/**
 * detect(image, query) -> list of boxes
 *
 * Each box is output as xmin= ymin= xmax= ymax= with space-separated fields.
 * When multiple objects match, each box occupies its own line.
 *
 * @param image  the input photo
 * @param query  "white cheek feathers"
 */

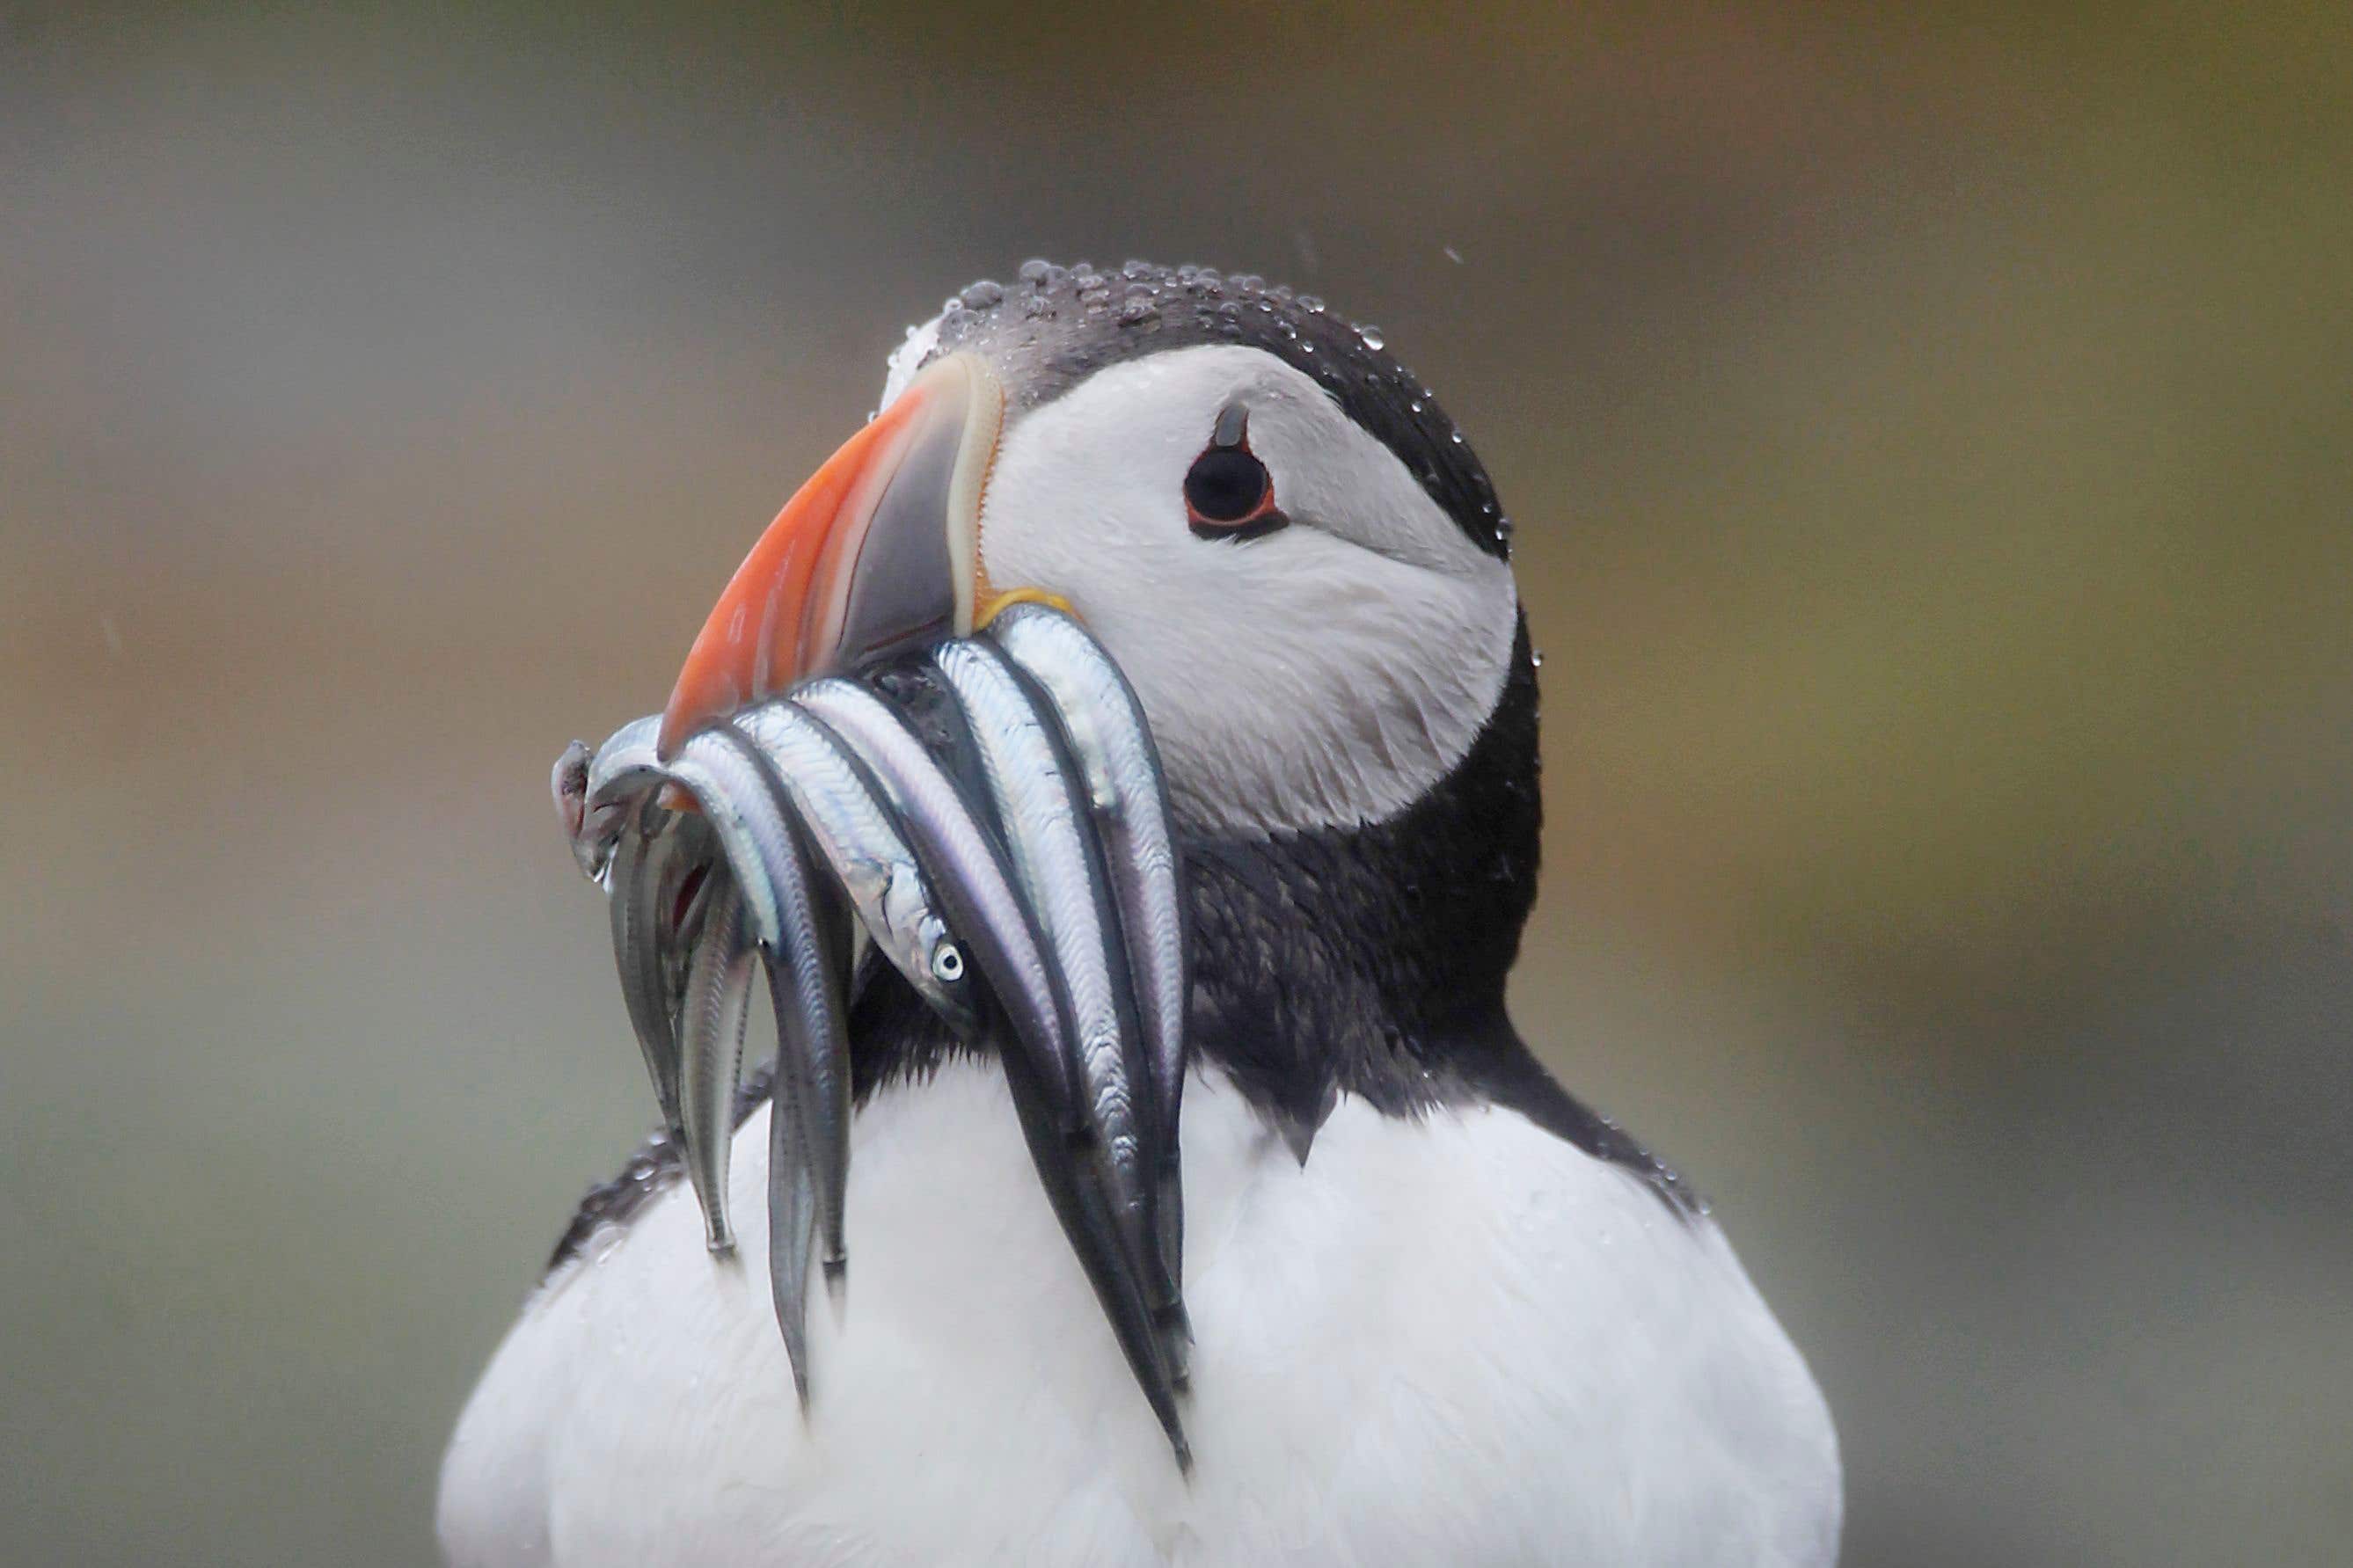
xmin=972 ymin=346 xmax=1519 ymax=839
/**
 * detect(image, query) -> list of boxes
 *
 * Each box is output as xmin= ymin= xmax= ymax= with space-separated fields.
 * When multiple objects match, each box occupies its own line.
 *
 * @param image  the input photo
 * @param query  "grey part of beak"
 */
xmin=817 ymin=350 xmax=999 ymax=684
xmin=829 ymin=404 xmax=966 ymax=675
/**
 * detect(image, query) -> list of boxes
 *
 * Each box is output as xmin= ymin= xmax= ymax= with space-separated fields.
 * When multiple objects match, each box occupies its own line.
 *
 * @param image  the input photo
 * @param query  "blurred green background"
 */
xmin=4 ymin=4 xmax=2348 ymax=1564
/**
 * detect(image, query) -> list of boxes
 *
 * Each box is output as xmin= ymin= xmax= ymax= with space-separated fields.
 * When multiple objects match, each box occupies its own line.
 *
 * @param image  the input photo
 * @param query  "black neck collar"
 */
xmin=1178 ymin=615 xmax=1693 ymax=1210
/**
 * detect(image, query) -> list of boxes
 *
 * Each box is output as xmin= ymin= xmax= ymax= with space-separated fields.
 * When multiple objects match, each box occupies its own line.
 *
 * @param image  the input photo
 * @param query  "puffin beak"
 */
xmin=659 ymin=353 xmax=1005 ymax=757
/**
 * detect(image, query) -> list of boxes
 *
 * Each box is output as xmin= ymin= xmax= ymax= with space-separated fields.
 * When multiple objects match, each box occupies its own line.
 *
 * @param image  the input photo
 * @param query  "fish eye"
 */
xmin=931 ymin=944 xmax=965 ymax=983
xmin=1185 ymin=404 xmax=1286 ymax=540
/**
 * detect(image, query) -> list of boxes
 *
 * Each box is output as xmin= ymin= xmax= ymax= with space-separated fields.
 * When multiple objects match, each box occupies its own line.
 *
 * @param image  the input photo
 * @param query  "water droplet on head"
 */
xmin=1358 ymin=325 xmax=1383 ymax=350
xmin=1019 ymin=259 xmax=1052 ymax=285
xmin=960 ymin=280 xmax=1004 ymax=309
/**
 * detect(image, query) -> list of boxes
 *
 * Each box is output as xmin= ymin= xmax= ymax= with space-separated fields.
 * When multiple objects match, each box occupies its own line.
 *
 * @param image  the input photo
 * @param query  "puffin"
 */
xmin=438 ymin=260 xmax=1843 ymax=1567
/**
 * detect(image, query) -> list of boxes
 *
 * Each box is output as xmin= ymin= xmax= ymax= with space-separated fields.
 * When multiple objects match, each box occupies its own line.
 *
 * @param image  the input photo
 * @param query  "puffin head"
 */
xmin=651 ymin=258 xmax=1685 ymax=1187
xmin=660 ymin=260 xmax=1524 ymax=842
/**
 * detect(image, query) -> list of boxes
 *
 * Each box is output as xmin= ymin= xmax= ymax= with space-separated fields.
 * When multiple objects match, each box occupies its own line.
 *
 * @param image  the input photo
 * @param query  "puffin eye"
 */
xmin=1184 ymin=404 xmax=1287 ymax=540
xmin=1184 ymin=448 xmax=1271 ymax=524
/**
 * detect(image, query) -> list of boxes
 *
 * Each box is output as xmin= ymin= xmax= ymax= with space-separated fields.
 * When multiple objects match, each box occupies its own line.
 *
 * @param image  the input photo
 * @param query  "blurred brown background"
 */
xmin=4 ymin=3 xmax=2348 ymax=1564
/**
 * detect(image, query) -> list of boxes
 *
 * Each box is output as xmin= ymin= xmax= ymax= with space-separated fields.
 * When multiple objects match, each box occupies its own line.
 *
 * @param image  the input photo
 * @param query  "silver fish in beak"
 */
xmin=603 ymin=802 xmax=695 ymax=1153
xmin=674 ymin=872 xmax=755 ymax=1257
xmin=663 ymin=728 xmax=854 ymax=1280
xmin=558 ymin=720 xmax=723 ymax=1159
xmin=730 ymin=700 xmax=981 ymax=1040
xmin=989 ymin=602 xmax=1193 ymax=1367
xmin=579 ymin=715 xmax=665 ymax=853
xmin=791 ymin=674 xmax=1190 ymax=1468
xmin=929 ymin=638 xmax=1180 ymax=1375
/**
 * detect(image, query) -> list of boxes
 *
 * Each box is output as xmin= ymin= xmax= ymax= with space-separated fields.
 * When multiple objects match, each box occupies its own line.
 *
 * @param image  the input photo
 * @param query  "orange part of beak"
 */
xmin=658 ymin=389 xmax=927 ymax=757
xmin=657 ymin=354 xmax=1003 ymax=759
